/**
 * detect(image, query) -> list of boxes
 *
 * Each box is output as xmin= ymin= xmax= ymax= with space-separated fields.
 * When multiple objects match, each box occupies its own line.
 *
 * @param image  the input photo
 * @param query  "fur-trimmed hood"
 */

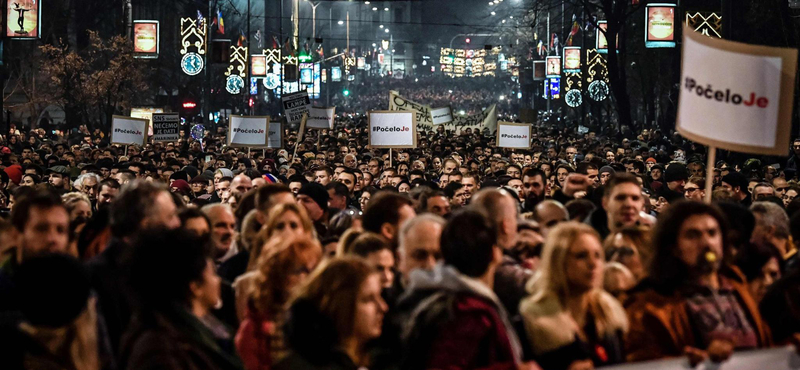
xmin=519 ymin=291 xmax=628 ymax=355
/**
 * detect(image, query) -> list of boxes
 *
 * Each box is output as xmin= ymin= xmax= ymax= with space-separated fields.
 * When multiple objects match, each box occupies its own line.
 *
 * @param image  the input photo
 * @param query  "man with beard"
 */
xmin=522 ymin=169 xmax=546 ymax=211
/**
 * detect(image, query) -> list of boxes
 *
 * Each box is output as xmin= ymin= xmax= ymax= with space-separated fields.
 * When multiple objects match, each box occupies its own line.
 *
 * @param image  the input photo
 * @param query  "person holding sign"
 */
xmin=625 ymin=202 xmax=772 ymax=364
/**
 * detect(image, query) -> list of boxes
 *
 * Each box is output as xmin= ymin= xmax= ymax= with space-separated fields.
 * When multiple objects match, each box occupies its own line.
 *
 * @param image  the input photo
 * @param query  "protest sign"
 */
xmin=111 ymin=115 xmax=148 ymax=145
xmin=267 ymin=121 xmax=283 ymax=148
xmin=228 ymin=116 xmax=270 ymax=147
xmin=151 ymin=113 xmax=180 ymax=142
xmin=281 ymin=90 xmax=310 ymax=124
xmin=431 ymin=106 xmax=454 ymax=125
xmin=368 ymin=111 xmax=417 ymax=149
xmin=603 ymin=346 xmax=800 ymax=370
xmin=306 ymin=106 xmax=336 ymax=129
xmin=496 ymin=122 xmax=532 ymax=149
xmin=677 ymin=28 xmax=797 ymax=156
xmin=388 ymin=91 xmax=497 ymax=133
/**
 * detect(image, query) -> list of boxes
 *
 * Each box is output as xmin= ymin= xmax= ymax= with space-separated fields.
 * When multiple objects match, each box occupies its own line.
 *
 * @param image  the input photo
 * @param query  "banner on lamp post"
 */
xmin=133 ymin=21 xmax=160 ymax=58
xmin=676 ymin=29 xmax=797 ymax=155
xmin=6 ymin=0 xmax=40 ymax=39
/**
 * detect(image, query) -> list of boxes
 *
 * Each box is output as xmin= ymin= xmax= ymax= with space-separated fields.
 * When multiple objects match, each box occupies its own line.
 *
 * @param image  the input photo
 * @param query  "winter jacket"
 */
xmin=494 ymin=255 xmax=534 ymax=318
xmin=624 ymin=268 xmax=772 ymax=362
xmin=519 ymin=292 xmax=628 ymax=370
xmin=120 ymin=308 xmax=244 ymax=370
xmin=399 ymin=265 xmax=523 ymax=370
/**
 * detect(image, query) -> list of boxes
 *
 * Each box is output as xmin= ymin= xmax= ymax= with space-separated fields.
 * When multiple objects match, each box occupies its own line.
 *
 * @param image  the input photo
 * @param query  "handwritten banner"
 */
xmin=388 ymin=90 xmax=497 ymax=133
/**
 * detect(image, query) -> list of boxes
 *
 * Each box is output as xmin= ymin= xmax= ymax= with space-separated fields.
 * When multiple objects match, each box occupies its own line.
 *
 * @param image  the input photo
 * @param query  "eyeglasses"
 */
xmin=776 ymin=187 xmax=790 ymax=192
xmin=685 ymin=187 xmax=701 ymax=193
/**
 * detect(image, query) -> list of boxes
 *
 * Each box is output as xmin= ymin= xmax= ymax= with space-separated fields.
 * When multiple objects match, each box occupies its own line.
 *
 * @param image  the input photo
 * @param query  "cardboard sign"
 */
xmin=603 ymin=346 xmax=799 ymax=370
xmin=151 ymin=113 xmax=180 ymax=142
xmin=111 ymin=116 xmax=148 ymax=146
xmin=281 ymin=91 xmax=310 ymax=124
xmin=306 ymin=107 xmax=336 ymax=129
xmin=496 ymin=122 xmax=532 ymax=149
xmin=267 ymin=121 xmax=282 ymax=148
xmin=677 ymin=29 xmax=797 ymax=155
xmin=431 ymin=106 xmax=454 ymax=125
xmin=229 ymin=116 xmax=270 ymax=147
xmin=368 ymin=111 xmax=417 ymax=149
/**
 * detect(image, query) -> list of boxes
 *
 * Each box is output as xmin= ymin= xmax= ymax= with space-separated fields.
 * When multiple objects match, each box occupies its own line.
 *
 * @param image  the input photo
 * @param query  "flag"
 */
xmin=255 ymin=30 xmax=262 ymax=48
xmin=566 ymin=20 xmax=580 ymax=46
xmin=217 ymin=8 xmax=225 ymax=34
xmin=196 ymin=10 xmax=205 ymax=29
xmin=316 ymin=44 xmax=324 ymax=58
xmin=272 ymin=36 xmax=280 ymax=49
xmin=550 ymin=33 xmax=559 ymax=55
xmin=537 ymin=40 xmax=545 ymax=56
xmin=284 ymin=37 xmax=295 ymax=56
xmin=238 ymin=30 xmax=246 ymax=47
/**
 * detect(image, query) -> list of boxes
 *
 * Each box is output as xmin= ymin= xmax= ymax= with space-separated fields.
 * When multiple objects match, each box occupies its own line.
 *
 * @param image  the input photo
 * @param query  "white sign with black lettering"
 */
xmin=267 ymin=121 xmax=282 ymax=148
xmin=306 ymin=107 xmax=336 ymax=129
xmin=281 ymin=91 xmax=311 ymax=124
xmin=229 ymin=116 xmax=269 ymax=147
xmin=496 ymin=122 xmax=532 ymax=149
xmin=431 ymin=106 xmax=454 ymax=125
xmin=151 ymin=113 xmax=180 ymax=142
xmin=368 ymin=111 xmax=417 ymax=148
xmin=111 ymin=115 xmax=148 ymax=145
xmin=677 ymin=29 xmax=797 ymax=155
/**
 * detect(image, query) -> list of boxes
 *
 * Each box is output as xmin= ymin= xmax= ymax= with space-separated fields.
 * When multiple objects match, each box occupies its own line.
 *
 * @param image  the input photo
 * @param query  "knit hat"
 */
xmin=170 ymin=179 xmax=191 ymax=194
xmin=664 ymin=163 xmax=689 ymax=183
xmin=297 ymin=182 xmax=329 ymax=211
xmin=17 ymin=254 xmax=91 ymax=327
xmin=599 ymin=166 xmax=615 ymax=176
xmin=215 ymin=168 xmax=233 ymax=178
xmin=4 ymin=164 xmax=22 ymax=185
xmin=722 ymin=171 xmax=749 ymax=192
xmin=645 ymin=157 xmax=657 ymax=164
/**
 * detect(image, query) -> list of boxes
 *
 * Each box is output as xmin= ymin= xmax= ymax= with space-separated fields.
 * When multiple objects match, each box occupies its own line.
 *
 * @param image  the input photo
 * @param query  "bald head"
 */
xmin=533 ymin=200 xmax=568 ymax=238
xmin=471 ymin=188 xmax=518 ymax=250
xmin=230 ymin=174 xmax=253 ymax=195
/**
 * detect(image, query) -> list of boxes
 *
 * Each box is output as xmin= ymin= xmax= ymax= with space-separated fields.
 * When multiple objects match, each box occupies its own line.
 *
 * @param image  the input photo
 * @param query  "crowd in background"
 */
xmin=1 ymin=114 xmax=800 ymax=370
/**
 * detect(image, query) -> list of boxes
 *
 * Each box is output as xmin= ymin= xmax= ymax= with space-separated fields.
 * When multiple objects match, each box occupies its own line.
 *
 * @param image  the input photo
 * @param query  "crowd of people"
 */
xmin=1 ymin=115 xmax=800 ymax=370
xmin=338 ymin=75 xmax=522 ymax=116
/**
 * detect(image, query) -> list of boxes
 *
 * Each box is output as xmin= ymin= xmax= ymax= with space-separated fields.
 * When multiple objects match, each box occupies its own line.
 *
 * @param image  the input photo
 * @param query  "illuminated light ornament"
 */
xmin=588 ymin=80 xmax=609 ymax=101
xmin=565 ymin=89 xmax=582 ymax=107
xmin=181 ymin=52 xmax=204 ymax=75
xmin=263 ymin=73 xmax=281 ymax=90
xmin=190 ymin=124 xmax=205 ymax=141
xmin=226 ymin=75 xmax=244 ymax=94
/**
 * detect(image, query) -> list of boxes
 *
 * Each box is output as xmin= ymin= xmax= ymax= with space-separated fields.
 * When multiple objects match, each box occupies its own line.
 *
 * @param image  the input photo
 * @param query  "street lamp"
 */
xmin=304 ymin=0 xmax=322 ymax=38
xmin=338 ymin=20 xmax=344 ymax=25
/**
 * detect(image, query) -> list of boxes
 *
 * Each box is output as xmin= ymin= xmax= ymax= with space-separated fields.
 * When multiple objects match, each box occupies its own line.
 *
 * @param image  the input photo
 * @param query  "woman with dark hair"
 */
xmin=735 ymin=242 xmax=782 ymax=303
xmin=625 ymin=201 xmax=772 ymax=363
xmin=121 ymin=229 xmax=244 ymax=370
xmin=358 ymin=186 xmax=379 ymax=212
xmin=275 ymin=257 xmax=387 ymax=370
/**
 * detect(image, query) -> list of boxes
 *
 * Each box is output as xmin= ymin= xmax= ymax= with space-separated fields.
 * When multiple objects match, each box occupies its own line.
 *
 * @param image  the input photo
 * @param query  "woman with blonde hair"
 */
xmin=233 ymin=203 xmax=314 ymax=321
xmin=235 ymin=235 xmax=323 ymax=370
xmin=520 ymin=222 xmax=628 ymax=370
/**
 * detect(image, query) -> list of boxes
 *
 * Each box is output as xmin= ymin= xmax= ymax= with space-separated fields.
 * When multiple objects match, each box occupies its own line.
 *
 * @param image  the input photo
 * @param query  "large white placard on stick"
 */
xmin=281 ymin=91 xmax=311 ymax=125
xmin=111 ymin=115 xmax=148 ymax=146
xmin=496 ymin=122 xmax=532 ymax=149
xmin=151 ymin=113 xmax=180 ymax=142
xmin=431 ymin=106 xmax=454 ymax=125
xmin=677 ymin=29 xmax=797 ymax=155
xmin=228 ymin=116 xmax=270 ymax=148
xmin=603 ymin=346 xmax=800 ymax=370
xmin=368 ymin=111 xmax=417 ymax=149
xmin=306 ymin=107 xmax=336 ymax=129
xmin=267 ymin=121 xmax=283 ymax=148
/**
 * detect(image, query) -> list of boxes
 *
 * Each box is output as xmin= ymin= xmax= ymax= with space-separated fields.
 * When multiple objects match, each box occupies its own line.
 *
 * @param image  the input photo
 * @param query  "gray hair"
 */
xmin=398 ymin=213 xmax=446 ymax=253
xmin=73 ymin=173 xmax=102 ymax=190
xmin=750 ymin=201 xmax=790 ymax=238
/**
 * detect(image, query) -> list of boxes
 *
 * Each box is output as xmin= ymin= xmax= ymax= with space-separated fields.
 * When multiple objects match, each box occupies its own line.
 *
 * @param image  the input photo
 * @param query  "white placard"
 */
xmin=111 ymin=116 xmax=148 ymax=145
xmin=281 ymin=91 xmax=311 ymax=124
xmin=229 ymin=116 xmax=269 ymax=147
xmin=676 ymin=29 xmax=797 ymax=155
xmin=306 ymin=107 xmax=336 ymax=129
xmin=368 ymin=111 xmax=417 ymax=148
xmin=431 ymin=106 xmax=454 ymax=125
xmin=267 ymin=121 xmax=282 ymax=148
xmin=603 ymin=346 xmax=800 ymax=370
xmin=151 ymin=113 xmax=180 ymax=142
xmin=496 ymin=122 xmax=532 ymax=149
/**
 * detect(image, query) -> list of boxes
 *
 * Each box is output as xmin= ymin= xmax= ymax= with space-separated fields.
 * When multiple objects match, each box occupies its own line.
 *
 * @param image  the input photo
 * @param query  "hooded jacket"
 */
xmin=399 ymin=265 xmax=523 ymax=370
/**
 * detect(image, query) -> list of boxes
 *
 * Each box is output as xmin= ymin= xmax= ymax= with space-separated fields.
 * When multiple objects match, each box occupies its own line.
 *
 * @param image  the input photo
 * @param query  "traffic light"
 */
xmin=248 ymin=98 xmax=254 ymax=107
xmin=343 ymin=89 xmax=350 ymax=97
